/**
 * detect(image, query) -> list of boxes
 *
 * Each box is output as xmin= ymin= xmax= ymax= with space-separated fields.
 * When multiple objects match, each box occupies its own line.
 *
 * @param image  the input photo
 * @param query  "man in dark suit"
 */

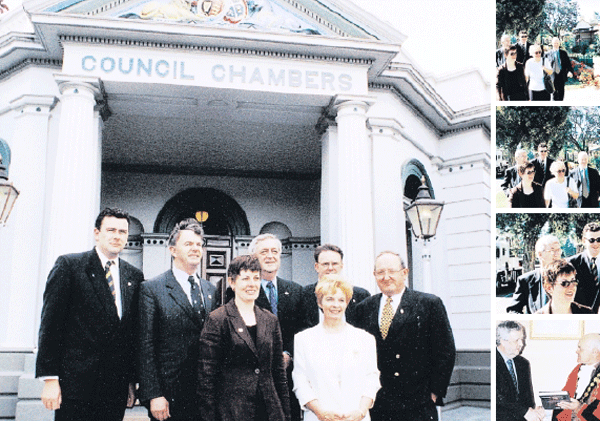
xmin=502 ymin=149 xmax=528 ymax=197
xmin=507 ymin=235 xmax=562 ymax=314
xmin=355 ymin=251 xmax=455 ymax=421
xmin=516 ymin=30 xmax=533 ymax=65
xmin=138 ymin=219 xmax=216 ymax=421
xmin=496 ymin=321 xmax=544 ymax=421
xmin=36 ymin=208 xmax=144 ymax=421
xmin=249 ymin=233 xmax=303 ymax=421
xmin=531 ymin=143 xmax=555 ymax=188
xmin=496 ymin=34 xmax=512 ymax=68
xmin=567 ymin=222 xmax=600 ymax=312
xmin=569 ymin=151 xmax=600 ymax=208
xmin=300 ymin=244 xmax=370 ymax=329
xmin=545 ymin=37 xmax=574 ymax=101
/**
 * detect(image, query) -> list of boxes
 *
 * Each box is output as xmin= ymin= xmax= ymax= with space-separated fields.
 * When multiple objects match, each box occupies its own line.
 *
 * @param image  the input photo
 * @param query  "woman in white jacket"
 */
xmin=292 ymin=275 xmax=380 ymax=421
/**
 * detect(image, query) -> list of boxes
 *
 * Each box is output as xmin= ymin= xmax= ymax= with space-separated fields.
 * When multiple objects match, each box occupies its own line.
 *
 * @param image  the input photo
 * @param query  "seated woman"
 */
xmin=544 ymin=160 xmax=578 ymax=208
xmin=198 ymin=255 xmax=291 ymax=421
xmin=536 ymin=259 xmax=592 ymax=314
xmin=292 ymin=275 xmax=380 ymax=421
xmin=509 ymin=162 xmax=545 ymax=208
xmin=496 ymin=45 xmax=528 ymax=101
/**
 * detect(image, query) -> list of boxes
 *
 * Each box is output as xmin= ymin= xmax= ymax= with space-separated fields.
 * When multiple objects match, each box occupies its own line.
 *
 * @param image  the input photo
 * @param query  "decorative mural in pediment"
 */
xmin=113 ymin=0 xmax=322 ymax=34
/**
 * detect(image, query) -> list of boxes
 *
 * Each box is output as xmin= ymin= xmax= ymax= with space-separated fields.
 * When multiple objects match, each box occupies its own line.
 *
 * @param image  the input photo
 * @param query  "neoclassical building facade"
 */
xmin=0 ymin=0 xmax=490 ymax=418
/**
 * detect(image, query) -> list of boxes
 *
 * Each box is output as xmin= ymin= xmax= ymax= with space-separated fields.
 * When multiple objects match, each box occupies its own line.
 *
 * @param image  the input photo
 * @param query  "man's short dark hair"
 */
xmin=167 ymin=218 xmax=204 ymax=247
xmin=504 ymin=45 xmax=517 ymax=57
xmin=314 ymin=244 xmax=344 ymax=263
xmin=582 ymin=222 xmax=600 ymax=238
xmin=227 ymin=255 xmax=262 ymax=280
xmin=519 ymin=30 xmax=528 ymax=36
xmin=538 ymin=142 xmax=548 ymax=150
xmin=95 ymin=208 xmax=130 ymax=230
xmin=518 ymin=162 xmax=535 ymax=176
xmin=496 ymin=321 xmax=526 ymax=346
xmin=543 ymin=259 xmax=576 ymax=291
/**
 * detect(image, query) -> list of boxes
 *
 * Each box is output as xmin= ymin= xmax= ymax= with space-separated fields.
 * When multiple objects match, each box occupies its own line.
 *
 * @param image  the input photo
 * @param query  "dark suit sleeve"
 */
xmin=137 ymin=283 xmax=162 ymax=403
xmin=501 ymin=168 xmax=513 ymax=195
xmin=497 ymin=356 xmax=534 ymax=420
xmin=36 ymin=255 xmax=73 ymax=377
xmin=506 ymin=276 xmax=528 ymax=314
xmin=197 ymin=312 xmax=224 ymax=421
xmin=428 ymin=296 xmax=456 ymax=401
xmin=508 ymin=187 xmax=519 ymax=208
xmin=271 ymin=318 xmax=291 ymax=421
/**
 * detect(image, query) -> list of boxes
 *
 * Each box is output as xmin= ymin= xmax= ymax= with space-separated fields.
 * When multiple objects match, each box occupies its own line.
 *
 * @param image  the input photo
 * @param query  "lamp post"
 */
xmin=0 ymin=139 xmax=19 ymax=226
xmin=404 ymin=177 xmax=444 ymax=293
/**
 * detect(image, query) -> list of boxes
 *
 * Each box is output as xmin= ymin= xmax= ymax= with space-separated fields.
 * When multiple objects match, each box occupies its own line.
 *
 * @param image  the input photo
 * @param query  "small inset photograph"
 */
xmin=496 ymin=0 xmax=600 ymax=102
xmin=496 ymin=320 xmax=600 ymax=421
xmin=496 ymin=213 xmax=600 ymax=314
xmin=496 ymin=106 xmax=600 ymax=209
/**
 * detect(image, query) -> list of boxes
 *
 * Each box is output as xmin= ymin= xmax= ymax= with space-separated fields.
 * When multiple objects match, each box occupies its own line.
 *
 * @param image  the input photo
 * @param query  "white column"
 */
xmin=321 ymin=96 xmax=376 ymax=293
xmin=0 ymin=96 xmax=56 ymax=349
xmin=368 ymin=118 xmax=408 ymax=261
xmin=43 ymin=76 xmax=103 ymax=277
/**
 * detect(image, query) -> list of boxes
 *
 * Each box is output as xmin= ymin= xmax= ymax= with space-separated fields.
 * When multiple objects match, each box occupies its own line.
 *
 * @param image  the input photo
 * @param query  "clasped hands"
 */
xmin=524 ymin=406 xmax=546 ymax=421
xmin=317 ymin=410 xmax=366 ymax=421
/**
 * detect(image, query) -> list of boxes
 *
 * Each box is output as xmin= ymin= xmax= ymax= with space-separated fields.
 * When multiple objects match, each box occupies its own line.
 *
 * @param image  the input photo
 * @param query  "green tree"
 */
xmin=564 ymin=107 xmax=600 ymax=153
xmin=496 ymin=0 xmax=545 ymax=40
xmin=543 ymin=0 xmax=580 ymax=38
xmin=496 ymin=106 xmax=571 ymax=160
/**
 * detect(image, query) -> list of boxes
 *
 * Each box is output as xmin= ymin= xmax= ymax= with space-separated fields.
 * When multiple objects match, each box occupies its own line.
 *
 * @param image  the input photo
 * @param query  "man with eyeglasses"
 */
xmin=299 ymin=243 xmax=370 ymax=330
xmin=502 ymin=149 xmax=528 ymax=196
xmin=545 ymin=37 xmax=574 ymax=101
xmin=507 ymin=235 xmax=562 ymax=314
xmin=515 ymin=30 xmax=532 ymax=64
xmin=567 ymin=222 xmax=600 ymax=312
xmin=496 ymin=321 xmax=544 ymax=421
xmin=531 ymin=143 xmax=555 ymax=188
xmin=569 ymin=151 xmax=600 ymax=208
xmin=355 ymin=251 xmax=455 ymax=421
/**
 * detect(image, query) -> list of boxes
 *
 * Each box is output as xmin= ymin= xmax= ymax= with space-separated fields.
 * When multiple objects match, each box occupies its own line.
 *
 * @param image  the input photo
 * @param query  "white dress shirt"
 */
xmin=378 ymin=288 xmax=405 ymax=327
xmin=96 ymin=247 xmax=123 ymax=318
xmin=172 ymin=266 xmax=204 ymax=307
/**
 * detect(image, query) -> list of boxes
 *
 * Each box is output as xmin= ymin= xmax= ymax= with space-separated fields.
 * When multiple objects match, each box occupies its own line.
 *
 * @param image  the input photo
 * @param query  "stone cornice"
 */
xmin=0 ymin=57 xmax=61 ymax=80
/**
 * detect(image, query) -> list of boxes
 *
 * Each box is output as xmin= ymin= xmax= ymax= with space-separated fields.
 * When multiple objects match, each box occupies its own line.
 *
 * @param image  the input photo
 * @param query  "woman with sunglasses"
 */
xmin=496 ymin=45 xmax=528 ymax=101
xmin=536 ymin=259 xmax=592 ymax=314
xmin=544 ymin=160 xmax=578 ymax=208
xmin=524 ymin=44 xmax=553 ymax=101
xmin=508 ymin=162 xmax=545 ymax=208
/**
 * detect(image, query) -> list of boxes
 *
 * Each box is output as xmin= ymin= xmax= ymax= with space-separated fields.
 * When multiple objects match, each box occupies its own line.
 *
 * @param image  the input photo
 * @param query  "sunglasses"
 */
xmin=585 ymin=237 xmax=600 ymax=243
xmin=534 ymin=51 xmax=542 ymax=55
xmin=557 ymin=169 xmax=566 ymax=173
xmin=525 ymin=170 xmax=536 ymax=175
xmin=559 ymin=279 xmax=578 ymax=288
xmin=509 ymin=52 xmax=517 ymax=56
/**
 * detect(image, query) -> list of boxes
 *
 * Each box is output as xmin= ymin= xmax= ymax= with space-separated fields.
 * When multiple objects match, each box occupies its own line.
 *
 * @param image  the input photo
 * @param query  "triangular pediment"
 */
xmin=38 ymin=0 xmax=401 ymax=41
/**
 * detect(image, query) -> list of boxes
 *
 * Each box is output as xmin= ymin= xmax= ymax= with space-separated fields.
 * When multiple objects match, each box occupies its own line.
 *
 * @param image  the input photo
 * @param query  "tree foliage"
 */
xmin=564 ymin=107 xmax=600 ymax=152
xmin=543 ymin=0 xmax=580 ymax=38
xmin=496 ymin=106 xmax=571 ymax=159
xmin=496 ymin=0 xmax=545 ymax=40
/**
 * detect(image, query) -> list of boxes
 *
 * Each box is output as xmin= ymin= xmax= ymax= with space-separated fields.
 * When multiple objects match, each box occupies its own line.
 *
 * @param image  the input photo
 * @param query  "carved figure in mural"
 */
xmin=140 ymin=0 xmax=223 ymax=21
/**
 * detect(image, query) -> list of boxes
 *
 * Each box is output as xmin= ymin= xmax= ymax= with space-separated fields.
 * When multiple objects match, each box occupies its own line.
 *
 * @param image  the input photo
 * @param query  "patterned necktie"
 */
xmin=592 ymin=258 xmax=598 ymax=285
xmin=583 ymin=169 xmax=590 ymax=198
xmin=105 ymin=260 xmax=116 ymax=301
xmin=188 ymin=276 xmax=206 ymax=321
xmin=380 ymin=297 xmax=394 ymax=340
xmin=507 ymin=359 xmax=518 ymax=392
xmin=266 ymin=281 xmax=278 ymax=316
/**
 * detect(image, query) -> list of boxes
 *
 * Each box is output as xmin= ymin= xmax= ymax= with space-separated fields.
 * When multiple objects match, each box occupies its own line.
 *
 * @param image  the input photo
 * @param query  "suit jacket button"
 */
xmin=394 ymin=372 xmax=400 ymax=377
xmin=396 ymin=354 xmax=400 ymax=359
xmin=255 ymin=368 xmax=260 ymax=374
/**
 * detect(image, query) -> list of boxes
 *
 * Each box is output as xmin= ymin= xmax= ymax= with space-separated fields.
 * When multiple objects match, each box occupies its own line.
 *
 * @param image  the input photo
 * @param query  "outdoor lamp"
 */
xmin=0 ymin=139 xmax=19 ymax=225
xmin=405 ymin=177 xmax=444 ymax=240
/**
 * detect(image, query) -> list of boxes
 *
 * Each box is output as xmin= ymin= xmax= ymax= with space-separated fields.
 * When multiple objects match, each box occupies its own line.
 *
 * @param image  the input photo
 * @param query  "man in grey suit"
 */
xmin=138 ymin=219 xmax=216 ymax=421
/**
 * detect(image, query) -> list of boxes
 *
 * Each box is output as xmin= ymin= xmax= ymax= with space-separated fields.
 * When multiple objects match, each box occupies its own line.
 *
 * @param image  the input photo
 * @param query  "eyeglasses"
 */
xmin=375 ymin=269 xmax=401 ymax=278
xmin=557 ymin=169 xmax=566 ymax=173
xmin=585 ymin=237 xmax=600 ymax=244
xmin=539 ymin=149 xmax=548 ymax=153
xmin=520 ymin=36 xmax=528 ymax=39
xmin=509 ymin=52 xmax=517 ymax=56
xmin=559 ymin=279 xmax=578 ymax=288
xmin=534 ymin=51 xmax=542 ymax=55
xmin=525 ymin=170 xmax=536 ymax=175
xmin=543 ymin=248 xmax=562 ymax=254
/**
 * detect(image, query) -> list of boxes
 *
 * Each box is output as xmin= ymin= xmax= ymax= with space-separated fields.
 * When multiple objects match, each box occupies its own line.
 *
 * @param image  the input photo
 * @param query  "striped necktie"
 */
xmin=266 ymin=281 xmax=277 ymax=316
xmin=105 ymin=260 xmax=116 ymax=301
xmin=507 ymin=359 xmax=518 ymax=392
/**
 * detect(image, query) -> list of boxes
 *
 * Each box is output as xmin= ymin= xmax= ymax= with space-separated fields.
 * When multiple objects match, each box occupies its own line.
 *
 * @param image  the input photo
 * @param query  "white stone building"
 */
xmin=0 ymin=0 xmax=491 ymax=418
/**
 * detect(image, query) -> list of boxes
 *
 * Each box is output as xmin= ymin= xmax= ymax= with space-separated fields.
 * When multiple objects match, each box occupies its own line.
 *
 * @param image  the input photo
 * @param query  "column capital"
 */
xmin=10 ymin=95 xmax=58 ymax=115
xmin=331 ymin=94 xmax=376 ymax=114
xmin=54 ymin=74 xmax=111 ymax=120
xmin=367 ymin=117 xmax=403 ymax=137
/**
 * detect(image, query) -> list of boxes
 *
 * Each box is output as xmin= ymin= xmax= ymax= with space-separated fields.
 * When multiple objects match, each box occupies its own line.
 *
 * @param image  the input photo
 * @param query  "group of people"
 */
xmin=496 ymin=31 xmax=574 ymax=101
xmin=506 ymin=223 xmax=600 ymax=315
xmin=497 ymin=322 xmax=600 ymax=421
xmin=502 ymin=145 xmax=599 ymax=208
xmin=36 ymin=207 xmax=456 ymax=421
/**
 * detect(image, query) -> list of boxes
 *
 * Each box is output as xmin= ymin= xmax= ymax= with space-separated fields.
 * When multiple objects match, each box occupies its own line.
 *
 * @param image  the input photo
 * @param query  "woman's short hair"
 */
xmin=315 ymin=274 xmax=353 ymax=304
xmin=227 ymin=255 xmax=262 ymax=280
xmin=529 ymin=43 xmax=542 ymax=55
xmin=542 ymin=259 xmax=576 ymax=297
xmin=549 ymin=160 xmax=566 ymax=176
xmin=504 ymin=44 xmax=518 ymax=57
xmin=518 ymin=162 xmax=535 ymax=176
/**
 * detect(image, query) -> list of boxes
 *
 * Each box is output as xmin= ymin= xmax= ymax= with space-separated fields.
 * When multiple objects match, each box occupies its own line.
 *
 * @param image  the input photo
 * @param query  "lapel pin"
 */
xmin=238 ymin=328 xmax=243 ymax=332
xmin=208 ymin=295 xmax=212 ymax=299
xmin=128 ymin=282 xmax=132 ymax=286
xmin=400 ymin=309 xmax=404 ymax=314
xmin=285 ymin=291 xmax=290 ymax=295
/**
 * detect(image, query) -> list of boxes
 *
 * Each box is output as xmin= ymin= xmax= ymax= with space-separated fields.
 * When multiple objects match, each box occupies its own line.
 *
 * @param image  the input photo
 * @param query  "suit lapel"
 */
xmin=226 ymin=301 xmax=259 ymax=358
xmin=256 ymin=286 xmax=272 ymax=313
xmin=496 ymin=350 xmax=518 ymax=396
xmin=276 ymin=277 xmax=290 ymax=314
xmin=119 ymin=260 xmax=136 ymax=320
xmin=200 ymin=279 xmax=214 ymax=312
xmin=85 ymin=250 xmax=119 ymax=322
xmin=386 ymin=289 xmax=416 ymax=340
xmin=166 ymin=272 xmax=201 ymax=328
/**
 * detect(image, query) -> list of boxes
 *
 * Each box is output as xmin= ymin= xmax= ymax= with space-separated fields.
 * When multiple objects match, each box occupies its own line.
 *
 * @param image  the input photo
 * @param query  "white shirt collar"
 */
xmin=95 ymin=247 xmax=118 ymax=268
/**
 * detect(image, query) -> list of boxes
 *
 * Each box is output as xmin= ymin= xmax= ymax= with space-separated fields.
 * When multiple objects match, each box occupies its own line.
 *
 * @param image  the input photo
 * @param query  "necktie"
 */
xmin=105 ymin=260 xmax=116 ymax=301
xmin=583 ymin=169 xmax=590 ymax=198
xmin=507 ymin=359 xmax=518 ymax=392
xmin=266 ymin=281 xmax=277 ymax=316
xmin=556 ymin=51 xmax=561 ymax=72
xmin=188 ymin=276 xmax=206 ymax=321
xmin=592 ymin=258 xmax=598 ymax=285
xmin=380 ymin=297 xmax=394 ymax=340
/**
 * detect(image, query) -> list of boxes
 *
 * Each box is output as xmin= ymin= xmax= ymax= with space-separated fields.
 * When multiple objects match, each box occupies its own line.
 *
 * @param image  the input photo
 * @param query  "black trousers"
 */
xmin=55 ymin=398 xmax=127 ymax=421
xmin=553 ymin=78 xmax=566 ymax=101
xmin=371 ymin=400 xmax=438 ymax=421
xmin=531 ymin=90 xmax=551 ymax=101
